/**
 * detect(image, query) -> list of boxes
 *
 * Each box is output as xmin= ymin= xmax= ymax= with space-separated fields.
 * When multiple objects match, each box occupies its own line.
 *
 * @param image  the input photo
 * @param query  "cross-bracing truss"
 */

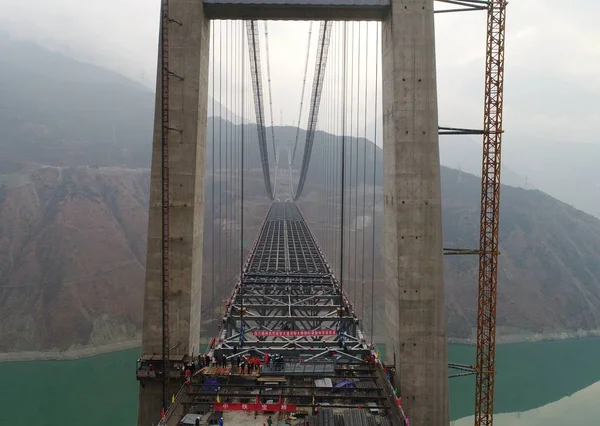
xmin=213 ymin=202 xmax=370 ymax=363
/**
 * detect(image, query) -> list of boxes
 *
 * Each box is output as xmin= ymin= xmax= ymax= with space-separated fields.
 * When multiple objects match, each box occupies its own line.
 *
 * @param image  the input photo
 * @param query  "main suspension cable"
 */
xmin=263 ymin=22 xmax=277 ymax=161
xmin=234 ymin=21 xmax=240 ymax=282
xmin=218 ymin=20 xmax=223 ymax=323
xmin=370 ymin=22 xmax=380 ymax=343
xmin=294 ymin=22 xmax=332 ymax=201
xmin=240 ymin=20 xmax=245 ymax=298
xmin=326 ymin=29 xmax=333 ymax=262
xmin=361 ymin=22 xmax=369 ymax=321
xmin=339 ymin=22 xmax=347 ymax=298
xmin=225 ymin=20 xmax=231 ymax=281
xmin=245 ymin=20 xmax=274 ymax=199
xmin=335 ymin=23 xmax=342 ymax=274
xmin=347 ymin=23 xmax=354 ymax=302
xmin=332 ymin=23 xmax=340 ymax=274
xmin=353 ymin=22 xmax=361 ymax=304
xmin=292 ymin=22 xmax=314 ymax=164
xmin=241 ymin=23 xmax=250 ymax=321
xmin=210 ymin=21 xmax=216 ymax=327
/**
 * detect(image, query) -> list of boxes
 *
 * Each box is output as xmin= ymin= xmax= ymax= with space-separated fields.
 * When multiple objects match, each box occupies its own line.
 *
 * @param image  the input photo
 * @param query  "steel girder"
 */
xmin=213 ymin=202 xmax=369 ymax=362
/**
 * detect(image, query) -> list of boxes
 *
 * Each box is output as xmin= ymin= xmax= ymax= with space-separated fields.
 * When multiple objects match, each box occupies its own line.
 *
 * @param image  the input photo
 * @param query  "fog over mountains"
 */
xmin=2 ymin=36 xmax=600 ymax=353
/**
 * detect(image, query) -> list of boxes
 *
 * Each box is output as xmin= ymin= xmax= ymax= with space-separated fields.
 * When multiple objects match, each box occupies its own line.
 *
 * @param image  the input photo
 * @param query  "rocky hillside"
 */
xmin=297 ymin=135 xmax=600 ymax=342
xmin=2 ymin=37 xmax=600 ymax=352
xmin=0 ymin=162 xmax=269 ymax=352
xmin=443 ymin=167 xmax=600 ymax=340
xmin=0 ymin=37 xmax=270 ymax=352
xmin=0 ymin=166 xmax=148 ymax=351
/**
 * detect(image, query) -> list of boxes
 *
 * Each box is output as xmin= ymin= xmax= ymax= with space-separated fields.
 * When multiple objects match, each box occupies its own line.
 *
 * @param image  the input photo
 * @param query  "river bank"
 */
xmin=0 ymin=339 xmax=141 ymax=362
xmin=4 ymin=328 xmax=600 ymax=363
xmin=447 ymin=327 xmax=600 ymax=345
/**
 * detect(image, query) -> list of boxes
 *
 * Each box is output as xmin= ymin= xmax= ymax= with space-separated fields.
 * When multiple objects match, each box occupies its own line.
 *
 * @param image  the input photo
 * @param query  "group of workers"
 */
xmin=195 ymin=351 xmax=288 ymax=375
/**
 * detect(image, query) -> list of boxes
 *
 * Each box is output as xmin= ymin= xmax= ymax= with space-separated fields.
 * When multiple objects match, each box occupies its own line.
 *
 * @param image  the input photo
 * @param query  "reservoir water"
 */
xmin=2 ymin=338 xmax=600 ymax=425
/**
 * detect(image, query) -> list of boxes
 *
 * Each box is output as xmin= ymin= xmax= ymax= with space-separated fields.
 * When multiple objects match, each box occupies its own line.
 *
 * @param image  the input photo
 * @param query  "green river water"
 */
xmin=2 ymin=338 xmax=600 ymax=425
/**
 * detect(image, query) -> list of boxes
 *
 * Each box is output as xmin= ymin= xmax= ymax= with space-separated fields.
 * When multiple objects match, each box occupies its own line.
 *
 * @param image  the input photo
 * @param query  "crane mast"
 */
xmin=474 ymin=1 xmax=508 ymax=425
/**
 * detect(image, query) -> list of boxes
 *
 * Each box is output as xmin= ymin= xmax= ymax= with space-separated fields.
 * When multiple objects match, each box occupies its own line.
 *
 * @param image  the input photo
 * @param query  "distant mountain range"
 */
xmin=369 ymin=113 xmax=600 ymax=220
xmin=1 ymin=37 xmax=600 ymax=352
xmin=439 ymin=138 xmax=535 ymax=190
xmin=439 ymin=136 xmax=600 ymax=220
xmin=0 ymin=35 xmax=245 ymax=170
xmin=295 ymin=132 xmax=600 ymax=342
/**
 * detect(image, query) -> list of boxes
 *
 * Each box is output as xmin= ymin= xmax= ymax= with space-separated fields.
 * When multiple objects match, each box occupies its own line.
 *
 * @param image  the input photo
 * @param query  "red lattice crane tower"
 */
xmin=474 ymin=1 xmax=508 ymax=425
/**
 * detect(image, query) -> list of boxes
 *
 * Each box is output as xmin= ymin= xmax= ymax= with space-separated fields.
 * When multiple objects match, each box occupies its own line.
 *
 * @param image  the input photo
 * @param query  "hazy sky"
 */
xmin=0 ymin=0 xmax=598 ymax=145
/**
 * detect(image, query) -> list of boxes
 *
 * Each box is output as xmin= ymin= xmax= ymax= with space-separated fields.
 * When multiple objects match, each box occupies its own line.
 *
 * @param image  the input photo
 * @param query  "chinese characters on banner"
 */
xmin=252 ymin=329 xmax=337 ymax=337
xmin=214 ymin=403 xmax=297 ymax=412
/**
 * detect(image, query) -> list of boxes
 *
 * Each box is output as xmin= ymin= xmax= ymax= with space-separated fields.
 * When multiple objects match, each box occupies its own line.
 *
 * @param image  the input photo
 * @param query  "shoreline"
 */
xmin=0 ymin=339 xmax=141 ymax=363
xmin=448 ymin=328 xmax=600 ymax=345
xmin=3 ymin=329 xmax=600 ymax=363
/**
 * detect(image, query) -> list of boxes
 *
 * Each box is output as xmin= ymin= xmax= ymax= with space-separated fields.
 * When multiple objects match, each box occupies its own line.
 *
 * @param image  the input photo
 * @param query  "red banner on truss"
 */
xmin=252 ymin=329 xmax=336 ymax=337
xmin=214 ymin=403 xmax=297 ymax=412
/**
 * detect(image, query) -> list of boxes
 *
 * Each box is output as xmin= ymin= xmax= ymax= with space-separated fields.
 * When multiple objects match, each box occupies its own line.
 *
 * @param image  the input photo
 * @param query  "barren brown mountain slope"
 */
xmin=0 ymin=160 xmax=270 ymax=352
xmin=0 ymin=166 xmax=148 ymax=351
xmin=441 ymin=167 xmax=600 ymax=340
xmin=298 ymin=165 xmax=600 ymax=342
xmin=0 ymin=163 xmax=268 ymax=352
xmin=3 ymin=38 xmax=600 ymax=354
xmin=0 ymin=38 xmax=268 ymax=352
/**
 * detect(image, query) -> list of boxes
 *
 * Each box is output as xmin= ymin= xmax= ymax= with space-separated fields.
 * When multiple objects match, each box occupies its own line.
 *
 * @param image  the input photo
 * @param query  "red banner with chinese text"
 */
xmin=252 ymin=329 xmax=336 ymax=337
xmin=214 ymin=403 xmax=297 ymax=412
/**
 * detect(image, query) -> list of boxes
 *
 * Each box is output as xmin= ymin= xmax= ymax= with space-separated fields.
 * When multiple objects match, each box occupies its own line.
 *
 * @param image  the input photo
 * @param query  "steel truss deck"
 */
xmin=214 ymin=201 xmax=369 ymax=363
xmin=158 ymin=202 xmax=405 ymax=426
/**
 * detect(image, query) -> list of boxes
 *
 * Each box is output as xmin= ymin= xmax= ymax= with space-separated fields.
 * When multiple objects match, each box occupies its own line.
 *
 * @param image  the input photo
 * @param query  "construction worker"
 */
xmin=195 ymin=417 xmax=200 ymax=426
xmin=218 ymin=416 xmax=224 ymax=426
xmin=267 ymin=416 xmax=273 ymax=426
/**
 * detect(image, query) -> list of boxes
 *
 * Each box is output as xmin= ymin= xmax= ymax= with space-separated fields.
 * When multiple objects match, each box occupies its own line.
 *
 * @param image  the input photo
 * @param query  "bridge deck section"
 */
xmin=157 ymin=202 xmax=405 ymax=426
xmin=219 ymin=202 xmax=362 ymax=358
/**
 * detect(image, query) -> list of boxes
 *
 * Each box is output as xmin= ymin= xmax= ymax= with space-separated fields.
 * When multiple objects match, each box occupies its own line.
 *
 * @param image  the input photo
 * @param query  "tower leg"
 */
xmin=138 ymin=2 xmax=210 ymax=425
xmin=381 ymin=1 xmax=449 ymax=425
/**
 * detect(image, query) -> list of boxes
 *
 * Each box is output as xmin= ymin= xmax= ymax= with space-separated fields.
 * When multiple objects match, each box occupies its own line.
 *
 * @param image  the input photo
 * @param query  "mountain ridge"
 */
xmin=2 ymin=38 xmax=600 ymax=353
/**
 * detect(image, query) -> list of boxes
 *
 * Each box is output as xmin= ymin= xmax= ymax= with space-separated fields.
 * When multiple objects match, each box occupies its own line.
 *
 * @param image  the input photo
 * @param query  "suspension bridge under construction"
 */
xmin=135 ymin=1 xmax=508 ymax=426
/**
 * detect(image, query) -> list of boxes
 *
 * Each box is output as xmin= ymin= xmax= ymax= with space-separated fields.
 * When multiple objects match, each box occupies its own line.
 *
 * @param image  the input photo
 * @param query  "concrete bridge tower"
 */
xmin=138 ymin=1 xmax=448 ymax=425
xmin=381 ymin=1 xmax=449 ymax=424
xmin=137 ymin=2 xmax=210 ymax=424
